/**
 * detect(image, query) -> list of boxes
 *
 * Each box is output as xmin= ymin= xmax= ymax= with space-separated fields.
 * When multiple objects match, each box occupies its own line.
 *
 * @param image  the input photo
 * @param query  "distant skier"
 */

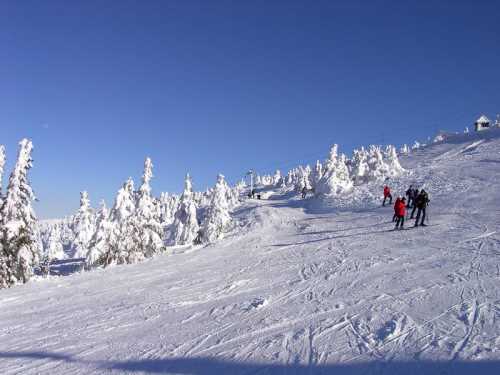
xmin=392 ymin=197 xmax=401 ymax=222
xmin=301 ymin=186 xmax=308 ymax=199
xmin=405 ymin=185 xmax=414 ymax=208
xmin=394 ymin=197 xmax=406 ymax=229
xmin=382 ymin=185 xmax=392 ymax=206
xmin=414 ymin=189 xmax=430 ymax=227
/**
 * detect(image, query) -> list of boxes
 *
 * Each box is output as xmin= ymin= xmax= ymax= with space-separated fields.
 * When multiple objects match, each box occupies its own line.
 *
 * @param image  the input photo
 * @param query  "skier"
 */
xmin=301 ymin=186 xmax=308 ymax=199
xmin=414 ymin=189 xmax=430 ymax=227
xmin=392 ymin=197 xmax=401 ymax=222
xmin=405 ymin=185 xmax=414 ymax=208
xmin=394 ymin=197 xmax=406 ymax=229
xmin=409 ymin=189 xmax=420 ymax=218
xmin=382 ymin=185 xmax=392 ymax=206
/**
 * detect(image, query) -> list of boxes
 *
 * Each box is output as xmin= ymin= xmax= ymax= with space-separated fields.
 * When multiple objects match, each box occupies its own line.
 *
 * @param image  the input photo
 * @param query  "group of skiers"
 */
xmin=384 ymin=185 xmax=430 ymax=230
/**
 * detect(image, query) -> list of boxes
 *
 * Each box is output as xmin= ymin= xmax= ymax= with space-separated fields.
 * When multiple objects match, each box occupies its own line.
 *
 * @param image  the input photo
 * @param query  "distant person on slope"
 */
xmin=382 ymin=185 xmax=392 ymax=206
xmin=301 ymin=186 xmax=308 ymax=199
xmin=393 ymin=197 xmax=401 ymax=222
xmin=405 ymin=185 xmax=414 ymax=208
xmin=414 ymin=189 xmax=430 ymax=227
xmin=394 ymin=197 xmax=406 ymax=229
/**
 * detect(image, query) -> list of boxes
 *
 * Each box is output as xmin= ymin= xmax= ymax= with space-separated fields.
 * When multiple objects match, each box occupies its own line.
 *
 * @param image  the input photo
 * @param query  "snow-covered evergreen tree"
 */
xmin=316 ymin=145 xmax=353 ymax=196
xmin=412 ymin=141 xmax=421 ymax=150
xmin=170 ymin=174 xmax=200 ymax=245
xmin=85 ymin=201 xmax=112 ymax=267
xmin=71 ymin=191 xmax=94 ymax=258
xmin=350 ymin=147 xmax=369 ymax=185
xmin=201 ymin=174 xmax=231 ymax=243
xmin=384 ymin=145 xmax=405 ymax=177
xmin=0 ymin=145 xmax=5 ymax=200
xmin=367 ymin=145 xmax=389 ymax=181
xmin=134 ymin=157 xmax=164 ymax=258
xmin=273 ymin=170 xmax=282 ymax=186
xmin=104 ymin=178 xmax=141 ymax=265
xmin=311 ymin=160 xmax=323 ymax=190
xmin=0 ymin=139 xmax=41 ymax=288
xmin=45 ymin=224 xmax=65 ymax=261
xmin=464 ymin=127 xmax=469 ymax=134
xmin=399 ymin=144 xmax=410 ymax=155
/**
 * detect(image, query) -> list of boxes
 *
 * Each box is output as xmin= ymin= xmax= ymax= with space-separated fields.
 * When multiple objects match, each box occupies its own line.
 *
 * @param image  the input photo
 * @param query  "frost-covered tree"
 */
xmin=311 ymin=160 xmax=323 ymax=190
xmin=45 ymin=224 xmax=65 ymax=261
xmin=134 ymin=157 xmax=164 ymax=257
xmin=350 ymin=147 xmax=369 ymax=185
xmin=71 ymin=191 xmax=94 ymax=258
xmin=412 ymin=141 xmax=421 ymax=150
xmin=316 ymin=145 xmax=353 ymax=196
xmin=102 ymin=178 xmax=137 ymax=265
xmin=0 ymin=145 xmax=5 ymax=200
xmin=273 ymin=170 xmax=282 ymax=186
xmin=170 ymin=174 xmax=200 ymax=245
xmin=85 ymin=201 xmax=112 ymax=267
xmin=201 ymin=174 xmax=231 ymax=243
xmin=367 ymin=145 xmax=389 ymax=181
xmin=384 ymin=145 xmax=405 ymax=177
xmin=399 ymin=144 xmax=410 ymax=155
xmin=0 ymin=139 xmax=41 ymax=288
xmin=464 ymin=127 xmax=469 ymax=134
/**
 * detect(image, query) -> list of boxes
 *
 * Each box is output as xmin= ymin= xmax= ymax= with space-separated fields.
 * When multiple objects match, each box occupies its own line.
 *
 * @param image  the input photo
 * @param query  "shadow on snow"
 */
xmin=0 ymin=351 xmax=499 ymax=375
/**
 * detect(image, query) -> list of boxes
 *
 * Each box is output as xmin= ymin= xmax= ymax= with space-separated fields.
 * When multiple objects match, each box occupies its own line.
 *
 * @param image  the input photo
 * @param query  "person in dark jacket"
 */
xmin=405 ymin=185 xmax=414 ymax=208
xmin=409 ymin=189 xmax=420 ymax=218
xmin=414 ymin=189 xmax=430 ymax=227
xmin=394 ymin=198 xmax=406 ymax=229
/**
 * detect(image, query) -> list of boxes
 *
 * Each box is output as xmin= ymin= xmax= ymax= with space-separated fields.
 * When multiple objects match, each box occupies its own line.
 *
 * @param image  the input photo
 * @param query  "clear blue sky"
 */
xmin=1 ymin=0 xmax=499 ymax=218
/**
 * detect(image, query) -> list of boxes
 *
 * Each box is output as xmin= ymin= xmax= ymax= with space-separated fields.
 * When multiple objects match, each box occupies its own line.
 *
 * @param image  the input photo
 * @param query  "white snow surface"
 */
xmin=1 ymin=130 xmax=500 ymax=374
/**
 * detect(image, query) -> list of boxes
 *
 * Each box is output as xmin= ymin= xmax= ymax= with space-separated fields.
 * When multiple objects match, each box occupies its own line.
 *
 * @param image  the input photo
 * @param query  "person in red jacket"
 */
xmin=392 ymin=197 xmax=401 ymax=222
xmin=394 ymin=197 xmax=406 ymax=229
xmin=382 ymin=185 xmax=393 ymax=206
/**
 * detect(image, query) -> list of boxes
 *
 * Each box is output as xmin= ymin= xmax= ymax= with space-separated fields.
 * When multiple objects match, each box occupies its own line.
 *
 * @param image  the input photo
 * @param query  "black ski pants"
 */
xmin=383 ymin=194 xmax=392 ymax=206
xmin=395 ymin=215 xmax=405 ymax=228
xmin=415 ymin=207 xmax=426 ymax=226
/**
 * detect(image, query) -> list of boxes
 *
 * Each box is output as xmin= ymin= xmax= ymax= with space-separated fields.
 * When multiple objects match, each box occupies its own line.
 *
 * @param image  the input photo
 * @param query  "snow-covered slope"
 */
xmin=1 ymin=130 xmax=500 ymax=374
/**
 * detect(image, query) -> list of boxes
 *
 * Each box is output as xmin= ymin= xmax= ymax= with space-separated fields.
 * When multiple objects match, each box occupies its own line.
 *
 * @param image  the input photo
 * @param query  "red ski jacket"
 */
xmin=393 ymin=198 xmax=401 ymax=213
xmin=384 ymin=186 xmax=391 ymax=197
xmin=395 ymin=200 xmax=406 ymax=217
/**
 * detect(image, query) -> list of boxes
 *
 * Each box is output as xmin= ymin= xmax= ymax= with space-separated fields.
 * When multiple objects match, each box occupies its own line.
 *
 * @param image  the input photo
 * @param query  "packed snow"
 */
xmin=0 ymin=129 xmax=500 ymax=374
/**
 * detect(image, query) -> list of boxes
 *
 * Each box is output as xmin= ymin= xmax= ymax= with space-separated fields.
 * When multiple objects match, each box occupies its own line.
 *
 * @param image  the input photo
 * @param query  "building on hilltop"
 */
xmin=474 ymin=115 xmax=490 ymax=131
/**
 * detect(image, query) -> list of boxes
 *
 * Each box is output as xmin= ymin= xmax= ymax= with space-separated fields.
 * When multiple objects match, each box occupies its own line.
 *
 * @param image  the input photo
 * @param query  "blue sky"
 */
xmin=1 ymin=0 xmax=499 ymax=218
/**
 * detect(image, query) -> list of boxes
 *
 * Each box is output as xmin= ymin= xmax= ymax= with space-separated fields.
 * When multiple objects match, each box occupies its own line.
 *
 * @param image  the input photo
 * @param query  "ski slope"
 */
xmin=1 ymin=130 xmax=500 ymax=374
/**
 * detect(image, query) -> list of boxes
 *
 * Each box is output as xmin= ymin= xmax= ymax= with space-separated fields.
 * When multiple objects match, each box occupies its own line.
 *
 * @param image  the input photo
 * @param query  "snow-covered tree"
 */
xmin=412 ymin=141 xmax=421 ymax=150
xmin=273 ymin=170 xmax=282 ymax=186
xmin=45 ymin=224 xmax=65 ymax=261
xmin=105 ymin=176 xmax=153 ymax=265
xmin=384 ymin=145 xmax=405 ymax=177
xmin=367 ymin=145 xmax=389 ymax=181
xmin=0 ymin=145 xmax=5 ymax=200
xmin=201 ymin=174 xmax=231 ymax=243
xmin=71 ymin=191 xmax=94 ymax=258
xmin=0 ymin=139 xmax=41 ymax=288
xmin=464 ymin=127 xmax=469 ymax=134
xmin=85 ymin=201 xmax=112 ymax=267
xmin=134 ymin=157 xmax=164 ymax=258
xmin=316 ymin=145 xmax=353 ymax=196
xmin=350 ymin=147 xmax=369 ymax=185
xmin=311 ymin=160 xmax=323 ymax=190
xmin=399 ymin=144 xmax=410 ymax=155
xmin=170 ymin=174 xmax=200 ymax=245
